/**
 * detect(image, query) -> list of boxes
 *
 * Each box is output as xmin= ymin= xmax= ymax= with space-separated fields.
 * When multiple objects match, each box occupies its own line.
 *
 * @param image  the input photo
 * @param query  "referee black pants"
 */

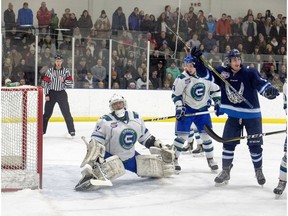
xmin=43 ymin=90 xmax=75 ymax=134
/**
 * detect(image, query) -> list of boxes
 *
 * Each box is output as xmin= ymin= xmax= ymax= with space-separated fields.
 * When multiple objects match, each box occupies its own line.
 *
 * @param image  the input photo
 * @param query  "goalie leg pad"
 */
xmin=136 ymin=155 xmax=174 ymax=178
xmin=149 ymin=146 xmax=175 ymax=163
xmin=93 ymin=155 xmax=126 ymax=181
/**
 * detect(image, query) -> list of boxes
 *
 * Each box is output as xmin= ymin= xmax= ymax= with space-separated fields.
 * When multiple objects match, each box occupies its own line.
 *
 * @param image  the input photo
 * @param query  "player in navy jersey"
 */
xmin=43 ymin=54 xmax=75 ymax=136
xmin=191 ymin=48 xmax=280 ymax=186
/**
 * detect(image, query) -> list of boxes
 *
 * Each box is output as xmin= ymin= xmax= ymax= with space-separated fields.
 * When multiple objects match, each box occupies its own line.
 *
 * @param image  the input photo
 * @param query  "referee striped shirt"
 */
xmin=43 ymin=66 xmax=73 ymax=96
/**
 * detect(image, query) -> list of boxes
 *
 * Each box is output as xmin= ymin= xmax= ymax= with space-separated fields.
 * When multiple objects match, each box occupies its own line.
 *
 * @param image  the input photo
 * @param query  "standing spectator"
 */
xmin=128 ymin=7 xmax=141 ymax=31
xmin=270 ymin=18 xmax=286 ymax=42
xmin=242 ymin=14 xmax=257 ymax=39
xmin=94 ymin=10 xmax=111 ymax=38
xmin=206 ymin=14 xmax=216 ymax=35
xmin=4 ymin=2 xmax=16 ymax=38
xmin=77 ymin=10 xmax=93 ymax=38
xmin=242 ymin=9 xmax=254 ymax=23
xmin=59 ymin=8 xmax=72 ymax=38
xmin=17 ymin=2 xmax=33 ymax=28
xmin=111 ymin=7 xmax=127 ymax=36
xmin=216 ymin=13 xmax=231 ymax=50
xmin=36 ymin=1 xmax=51 ymax=32
xmin=265 ymin=9 xmax=275 ymax=23
xmin=42 ymin=54 xmax=75 ymax=136
xmin=196 ymin=15 xmax=208 ymax=41
xmin=49 ymin=8 xmax=59 ymax=49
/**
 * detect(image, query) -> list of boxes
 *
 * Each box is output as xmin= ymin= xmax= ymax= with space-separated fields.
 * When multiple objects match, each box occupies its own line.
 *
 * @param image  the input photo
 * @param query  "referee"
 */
xmin=43 ymin=54 xmax=76 ymax=136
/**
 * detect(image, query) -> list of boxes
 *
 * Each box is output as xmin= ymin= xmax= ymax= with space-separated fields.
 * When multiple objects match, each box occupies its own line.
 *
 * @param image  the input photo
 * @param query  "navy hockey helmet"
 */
xmin=225 ymin=49 xmax=241 ymax=64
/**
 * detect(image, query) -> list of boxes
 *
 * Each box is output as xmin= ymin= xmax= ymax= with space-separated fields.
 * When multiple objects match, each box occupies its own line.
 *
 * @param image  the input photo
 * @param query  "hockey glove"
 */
xmin=214 ymin=100 xmax=224 ymax=117
xmin=175 ymin=105 xmax=186 ymax=120
xmin=263 ymin=86 xmax=279 ymax=99
xmin=190 ymin=46 xmax=202 ymax=59
xmin=207 ymin=99 xmax=212 ymax=108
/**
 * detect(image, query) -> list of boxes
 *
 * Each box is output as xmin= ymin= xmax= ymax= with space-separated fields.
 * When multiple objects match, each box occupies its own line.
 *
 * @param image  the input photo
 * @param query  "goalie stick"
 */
xmin=80 ymin=136 xmax=112 ymax=187
xmin=144 ymin=110 xmax=215 ymax=122
xmin=204 ymin=125 xmax=286 ymax=143
xmin=164 ymin=24 xmax=253 ymax=109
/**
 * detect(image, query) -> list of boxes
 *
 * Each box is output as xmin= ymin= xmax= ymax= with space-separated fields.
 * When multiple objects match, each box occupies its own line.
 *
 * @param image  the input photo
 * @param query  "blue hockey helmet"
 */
xmin=183 ymin=54 xmax=197 ymax=65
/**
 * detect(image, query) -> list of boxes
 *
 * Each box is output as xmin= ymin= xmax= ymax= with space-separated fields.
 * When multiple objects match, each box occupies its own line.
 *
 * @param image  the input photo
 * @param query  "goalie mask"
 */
xmin=109 ymin=94 xmax=127 ymax=117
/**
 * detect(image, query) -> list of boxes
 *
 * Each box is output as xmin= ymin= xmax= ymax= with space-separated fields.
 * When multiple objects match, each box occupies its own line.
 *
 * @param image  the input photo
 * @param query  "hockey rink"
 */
xmin=2 ymin=121 xmax=287 ymax=216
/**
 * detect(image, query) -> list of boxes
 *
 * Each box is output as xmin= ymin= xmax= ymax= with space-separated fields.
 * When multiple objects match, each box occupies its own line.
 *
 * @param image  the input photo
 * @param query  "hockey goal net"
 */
xmin=1 ymin=86 xmax=43 ymax=191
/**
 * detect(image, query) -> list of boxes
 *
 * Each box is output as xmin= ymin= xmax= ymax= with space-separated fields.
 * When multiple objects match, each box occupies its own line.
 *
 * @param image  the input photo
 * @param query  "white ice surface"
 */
xmin=2 ymin=122 xmax=287 ymax=216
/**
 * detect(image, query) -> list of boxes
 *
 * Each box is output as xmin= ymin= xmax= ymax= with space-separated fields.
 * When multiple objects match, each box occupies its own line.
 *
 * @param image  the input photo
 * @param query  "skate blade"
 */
xmin=274 ymin=194 xmax=282 ymax=199
xmin=174 ymin=170 xmax=180 ymax=175
xmin=192 ymin=152 xmax=205 ymax=157
xmin=210 ymin=169 xmax=218 ymax=173
xmin=215 ymin=180 xmax=229 ymax=187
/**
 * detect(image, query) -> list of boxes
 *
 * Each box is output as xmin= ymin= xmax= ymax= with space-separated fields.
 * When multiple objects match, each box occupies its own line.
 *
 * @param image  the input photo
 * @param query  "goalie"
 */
xmin=75 ymin=94 xmax=175 ymax=191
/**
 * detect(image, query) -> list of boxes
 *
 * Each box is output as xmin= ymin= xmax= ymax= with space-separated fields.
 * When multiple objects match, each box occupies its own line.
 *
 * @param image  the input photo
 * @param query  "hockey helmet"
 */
xmin=225 ymin=49 xmax=241 ymax=65
xmin=183 ymin=54 xmax=197 ymax=65
xmin=109 ymin=94 xmax=127 ymax=112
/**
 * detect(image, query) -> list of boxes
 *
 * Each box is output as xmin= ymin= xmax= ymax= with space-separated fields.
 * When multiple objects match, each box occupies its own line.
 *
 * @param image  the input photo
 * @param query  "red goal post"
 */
xmin=1 ymin=85 xmax=43 ymax=191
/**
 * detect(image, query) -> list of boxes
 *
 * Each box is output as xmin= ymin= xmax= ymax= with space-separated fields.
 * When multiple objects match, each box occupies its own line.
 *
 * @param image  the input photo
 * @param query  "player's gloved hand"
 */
xmin=190 ymin=46 xmax=202 ymax=59
xmin=214 ymin=100 xmax=224 ymax=117
xmin=263 ymin=86 xmax=279 ymax=99
xmin=207 ymin=99 xmax=212 ymax=108
xmin=175 ymin=105 xmax=186 ymax=120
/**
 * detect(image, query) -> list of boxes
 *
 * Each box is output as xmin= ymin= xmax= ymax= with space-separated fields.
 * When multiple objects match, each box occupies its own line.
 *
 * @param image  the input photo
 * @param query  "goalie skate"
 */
xmin=274 ymin=180 xmax=286 ymax=199
xmin=214 ymin=164 xmax=233 ymax=186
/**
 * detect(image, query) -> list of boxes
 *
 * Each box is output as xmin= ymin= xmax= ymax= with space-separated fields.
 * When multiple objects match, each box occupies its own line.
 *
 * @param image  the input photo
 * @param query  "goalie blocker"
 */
xmin=75 ymin=138 xmax=175 ymax=191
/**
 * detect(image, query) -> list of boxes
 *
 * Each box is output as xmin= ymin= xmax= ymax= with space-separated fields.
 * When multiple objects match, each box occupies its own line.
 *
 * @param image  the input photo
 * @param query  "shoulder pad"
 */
xmin=178 ymin=73 xmax=186 ymax=79
xmin=100 ymin=114 xmax=113 ymax=121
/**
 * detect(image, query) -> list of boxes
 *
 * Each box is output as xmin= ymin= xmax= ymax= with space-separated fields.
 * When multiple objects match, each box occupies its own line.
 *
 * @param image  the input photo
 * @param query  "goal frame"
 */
xmin=1 ymin=86 xmax=43 ymax=191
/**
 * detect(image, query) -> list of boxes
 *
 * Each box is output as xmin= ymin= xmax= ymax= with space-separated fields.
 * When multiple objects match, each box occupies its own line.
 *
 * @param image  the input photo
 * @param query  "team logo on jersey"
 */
xmin=190 ymin=83 xmax=206 ymax=101
xmin=225 ymin=82 xmax=244 ymax=104
xmin=119 ymin=128 xmax=137 ymax=150
xmin=221 ymin=71 xmax=230 ymax=79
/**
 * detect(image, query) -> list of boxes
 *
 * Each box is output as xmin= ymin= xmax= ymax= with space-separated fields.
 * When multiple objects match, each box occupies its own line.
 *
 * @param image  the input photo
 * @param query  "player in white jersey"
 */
xmin=75 ymin=94 xmax=175 ymax=191
xmin=273 ymin=80 xmax=287 ymax=198
xmin=172 ymin=54 xmax=222 ymax=172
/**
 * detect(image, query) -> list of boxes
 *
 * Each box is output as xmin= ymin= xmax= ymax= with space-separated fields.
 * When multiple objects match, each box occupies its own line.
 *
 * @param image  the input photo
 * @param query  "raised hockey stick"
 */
xmin=144 ymin=110 xmax=216 ymax=122
xmin=204 ymin=125 xmax=286 ymax=143
xmin=80 ymin=136 xmax=112 ymax=187
xmin=165 ymin=24 xmax=253 ymax=109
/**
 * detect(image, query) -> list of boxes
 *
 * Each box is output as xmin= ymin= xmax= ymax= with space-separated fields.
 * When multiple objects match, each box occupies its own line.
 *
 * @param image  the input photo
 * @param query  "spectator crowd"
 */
xmin=2 ymin=2 xmax=287 ymax=91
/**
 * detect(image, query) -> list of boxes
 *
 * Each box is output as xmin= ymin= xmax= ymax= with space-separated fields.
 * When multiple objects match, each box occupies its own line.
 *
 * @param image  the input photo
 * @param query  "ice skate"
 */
xmin=74 ymin=169 xmax=93 ymax=191
xmin=192 ymin=144 xmax=204 ymax=157
xmin=214 ymin=164 xmax=233 ymax=186
xmin=174 ymin=158 xmax=181 ymax=174
xmin=255 ymin=168 xmax=266 ymax=186
xmin=207 ymin=158 xmax=218 ymax=171
xmin=274 ymin=180 xmax=286 ymax=198
xmin=182 ymin=140 xmax=194 ymax=152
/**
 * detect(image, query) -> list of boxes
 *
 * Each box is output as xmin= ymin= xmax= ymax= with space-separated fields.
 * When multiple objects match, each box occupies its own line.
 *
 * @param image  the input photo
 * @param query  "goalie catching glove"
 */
xmin=80 ymin=138 xmax=106 ymax=168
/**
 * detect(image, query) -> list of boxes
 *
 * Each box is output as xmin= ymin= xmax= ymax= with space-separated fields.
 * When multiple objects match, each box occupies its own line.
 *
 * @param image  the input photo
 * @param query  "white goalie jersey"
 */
xmin=172 ymin=71 xmax=221 ymax=108
xmin=91 ymin=111 xmax=151 ymax=161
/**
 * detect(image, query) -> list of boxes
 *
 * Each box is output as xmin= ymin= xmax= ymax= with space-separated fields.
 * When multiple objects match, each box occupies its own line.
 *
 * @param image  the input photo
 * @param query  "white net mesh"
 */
xmin=1 ymin=86 xmax=43 ymax=190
